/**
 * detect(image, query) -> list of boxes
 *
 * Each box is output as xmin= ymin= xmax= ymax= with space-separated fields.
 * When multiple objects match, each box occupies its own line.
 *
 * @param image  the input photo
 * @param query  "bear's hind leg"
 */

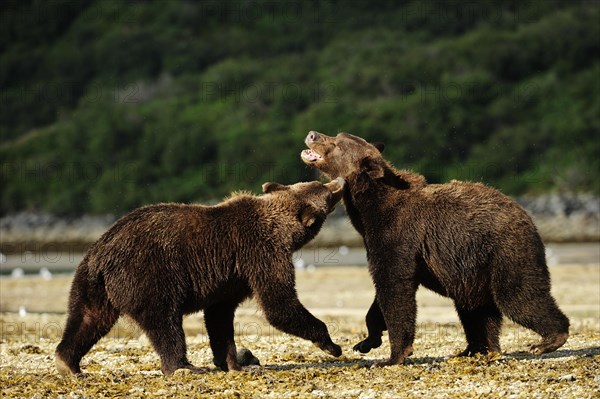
xmin=134 ymin=312 xmax=197 ymax=375
xmin=495 ymin=292 xmax=569 ymax=355
xmin=56 ymin=271 xmax=119 ymax=375
xmin=204 ymin=302 xmax=241 ymax=372
xmin=56 ymin=303 xmax=119 ymax=375
xmin=454 ymin=303 xmax=502 ymax=356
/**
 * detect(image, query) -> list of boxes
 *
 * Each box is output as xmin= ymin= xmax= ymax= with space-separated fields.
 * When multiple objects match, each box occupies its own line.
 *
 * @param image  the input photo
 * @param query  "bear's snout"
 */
xmin=306 ymin=130 xmax=321 ymax=145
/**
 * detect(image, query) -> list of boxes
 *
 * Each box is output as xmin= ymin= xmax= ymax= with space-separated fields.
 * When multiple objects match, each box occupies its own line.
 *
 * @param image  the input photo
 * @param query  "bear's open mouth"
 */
xmin=301 ymin=149 xmax=322 ymax=163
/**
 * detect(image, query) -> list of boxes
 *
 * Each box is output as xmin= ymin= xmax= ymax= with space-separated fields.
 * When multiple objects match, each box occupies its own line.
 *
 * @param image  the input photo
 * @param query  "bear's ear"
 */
xmin=360 ymin=157 xmax=384 ymax=180
xmin=372 ymin=142 xmax=385 ymax=153
xmin=262 ymin=182 xmax=288 ymax=193
xmin=324 ymin=178 xmax=345 ymax=204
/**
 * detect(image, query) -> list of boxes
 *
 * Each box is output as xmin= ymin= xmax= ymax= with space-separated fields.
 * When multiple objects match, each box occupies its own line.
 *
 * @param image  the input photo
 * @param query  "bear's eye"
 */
xmin=298 ymin=204 xmax=324 ymax=228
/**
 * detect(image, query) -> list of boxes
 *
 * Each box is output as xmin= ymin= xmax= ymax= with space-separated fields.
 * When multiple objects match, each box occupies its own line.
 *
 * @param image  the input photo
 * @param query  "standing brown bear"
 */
xmin=301 ymin=131 xmax=569 ymax=367
xmin=55 ymin=180 xmax=343 ymax=376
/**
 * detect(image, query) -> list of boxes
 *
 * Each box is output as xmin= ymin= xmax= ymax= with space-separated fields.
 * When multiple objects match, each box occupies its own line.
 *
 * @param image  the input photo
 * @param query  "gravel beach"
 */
xmin=1 ymin=264 xmax=599 ymax=398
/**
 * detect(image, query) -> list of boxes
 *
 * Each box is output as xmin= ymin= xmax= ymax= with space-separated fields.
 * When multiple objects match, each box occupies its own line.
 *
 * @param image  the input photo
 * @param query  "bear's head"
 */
xmin=301 ymin=131 xmax=385 ymax=181
xmin=261 ymin=179 xmax=344 ymax=249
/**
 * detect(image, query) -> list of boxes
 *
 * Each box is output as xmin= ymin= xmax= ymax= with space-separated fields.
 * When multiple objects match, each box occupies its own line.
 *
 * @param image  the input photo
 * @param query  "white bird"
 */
xmin=40 ymin=267 xmax=53 ymax=280
xmin=293 ymin=258 xmax=305 ymax=270
xmin=11 ymin=268 xmax=24 ymax=279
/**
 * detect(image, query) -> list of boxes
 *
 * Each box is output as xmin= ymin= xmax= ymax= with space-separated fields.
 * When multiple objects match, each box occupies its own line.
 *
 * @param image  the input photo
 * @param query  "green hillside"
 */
xmin=1 ymin=0 xmax=599 ymax=215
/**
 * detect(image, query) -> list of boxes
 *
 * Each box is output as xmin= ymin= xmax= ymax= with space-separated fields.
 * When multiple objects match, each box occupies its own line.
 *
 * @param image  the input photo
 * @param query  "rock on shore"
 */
xmin=517 ymin=193 xmax=599 ymax=242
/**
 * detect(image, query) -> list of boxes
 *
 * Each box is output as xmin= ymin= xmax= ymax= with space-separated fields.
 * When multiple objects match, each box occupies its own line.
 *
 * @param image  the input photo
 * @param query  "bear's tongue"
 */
xmin=301 ymin=149 xmax=322 ymax=162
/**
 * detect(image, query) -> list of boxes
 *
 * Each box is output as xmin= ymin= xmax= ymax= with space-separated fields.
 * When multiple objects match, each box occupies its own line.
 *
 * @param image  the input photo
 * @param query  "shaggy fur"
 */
xmin=55 ymin=180 xmax=343 ymax=376
xmin=301 ymin=131 xmax=569 ymax=367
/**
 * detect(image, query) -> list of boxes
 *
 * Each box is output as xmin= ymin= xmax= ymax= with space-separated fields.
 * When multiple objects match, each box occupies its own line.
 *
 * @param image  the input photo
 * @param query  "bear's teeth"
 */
xmin=301 ymin=149 xmax=321 ymax=162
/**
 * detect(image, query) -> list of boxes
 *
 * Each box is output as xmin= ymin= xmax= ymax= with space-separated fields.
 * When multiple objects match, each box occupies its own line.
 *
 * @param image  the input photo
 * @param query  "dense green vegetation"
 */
xmin=1 ymin=0 xmax=598 ymax=215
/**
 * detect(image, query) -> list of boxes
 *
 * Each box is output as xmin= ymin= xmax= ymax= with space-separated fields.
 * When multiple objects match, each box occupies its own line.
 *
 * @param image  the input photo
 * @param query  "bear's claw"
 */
xmin=353 ymin=337 xmax=382 ymax=354
xmin=317 ymin=341 xmax=342 ymax=357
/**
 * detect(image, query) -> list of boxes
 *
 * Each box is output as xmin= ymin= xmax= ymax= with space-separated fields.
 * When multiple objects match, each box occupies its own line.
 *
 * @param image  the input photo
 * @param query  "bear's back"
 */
xmin=85 ymin=202 xmax=254 ymax=276
xmin=414 ymin=180 xmax=541 ymax=252
xmin=423 ymin=180 xmax=527 ymax=219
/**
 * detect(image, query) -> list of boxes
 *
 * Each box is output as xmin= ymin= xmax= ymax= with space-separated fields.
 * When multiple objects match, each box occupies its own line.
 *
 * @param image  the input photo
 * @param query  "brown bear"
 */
xmin=301 ymin=131 xmax=569 ymax=367
xmin=55 ymin=180 xmax=344 ymax=376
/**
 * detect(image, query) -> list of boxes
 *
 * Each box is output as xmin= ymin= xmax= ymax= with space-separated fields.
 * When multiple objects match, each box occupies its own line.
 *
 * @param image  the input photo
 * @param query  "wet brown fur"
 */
xmin=302 ymin=131 xmax=569 ymax=367
xmin=55 ymin=181 xmax=343 ymax=376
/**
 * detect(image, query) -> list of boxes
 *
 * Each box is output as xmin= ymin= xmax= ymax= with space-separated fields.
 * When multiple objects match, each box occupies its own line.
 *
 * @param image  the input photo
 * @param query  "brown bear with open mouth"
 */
xmin=55 ymin=180 xmax=343 ymax=376
xmin=301 ymin=131 xmax=569 ymax=367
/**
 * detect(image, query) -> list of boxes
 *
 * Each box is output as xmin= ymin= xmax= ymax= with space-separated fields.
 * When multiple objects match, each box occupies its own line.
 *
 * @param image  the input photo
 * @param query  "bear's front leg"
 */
xmin=260 ymin=293 xmax=341 ymax=357
xmin=131 ymin=311 xmax=200 ymax=375
xmin=252 ymin=268 xmax=341 ymax=357
xmin=353 ymin=297 xmax=387 ymax=353
xmin=370 ymin=277 xmax=417 ymax=367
